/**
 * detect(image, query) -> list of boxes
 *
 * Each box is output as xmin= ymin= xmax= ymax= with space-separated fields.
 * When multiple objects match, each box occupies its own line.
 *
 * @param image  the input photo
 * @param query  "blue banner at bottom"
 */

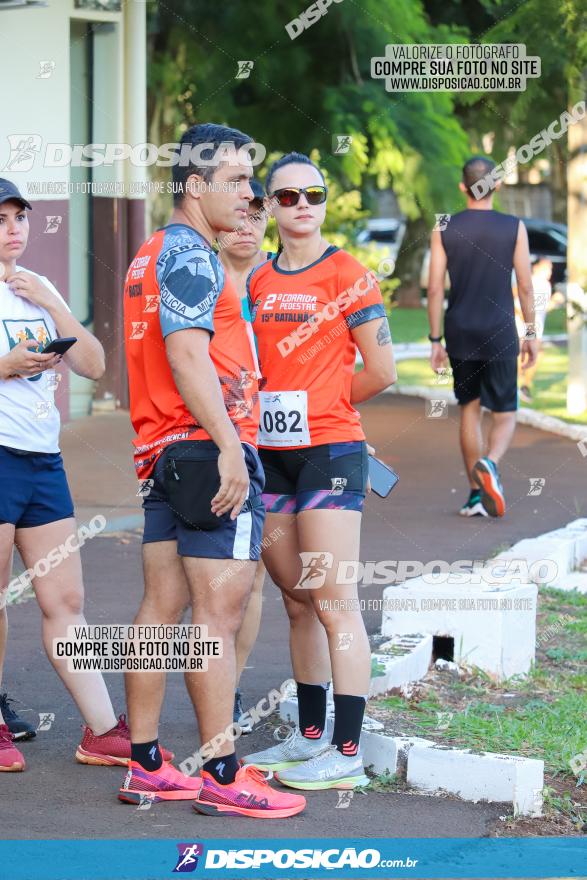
xmin=1 ymin=838 xmax=585 ymax=880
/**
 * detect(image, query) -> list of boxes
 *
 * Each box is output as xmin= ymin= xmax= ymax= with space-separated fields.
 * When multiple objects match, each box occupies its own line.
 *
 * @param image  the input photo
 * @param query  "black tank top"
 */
xmin=441 ymin=209 xmax=520 ymax=360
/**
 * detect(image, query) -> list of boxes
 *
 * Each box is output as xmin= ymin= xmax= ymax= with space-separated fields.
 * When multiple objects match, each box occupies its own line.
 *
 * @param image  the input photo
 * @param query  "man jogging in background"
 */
xmin=427 ymin=156 xmax=537 ymax=518
xmin=121 ymin=123 xmax=305 ymax=819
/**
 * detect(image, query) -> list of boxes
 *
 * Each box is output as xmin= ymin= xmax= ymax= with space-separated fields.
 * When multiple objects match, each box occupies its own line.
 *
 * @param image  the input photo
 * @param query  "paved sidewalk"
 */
xmin=3 ymin=397 xmax=583 ymax=839
xmin=59 ymin=411 xmax=142 ymax=531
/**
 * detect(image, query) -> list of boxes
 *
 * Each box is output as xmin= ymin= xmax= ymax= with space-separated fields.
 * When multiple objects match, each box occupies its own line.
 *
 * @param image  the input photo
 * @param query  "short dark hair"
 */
xmin=250 ymin=179 xmax=265 ymax=201
xmin=172 ymin=122 xmax=253 ymax=206
xmin=266 ymin=151 xmax=325 ymax=194
xmin=462 ymin=155 xmax=496 ymax=198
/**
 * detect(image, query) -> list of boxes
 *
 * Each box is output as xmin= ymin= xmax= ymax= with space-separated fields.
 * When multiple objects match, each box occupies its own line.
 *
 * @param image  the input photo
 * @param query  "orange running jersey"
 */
xmin=247 ymin=246 xmax=386 ymax=449
xmin=124 ymin=223 xmax=259 ymax=479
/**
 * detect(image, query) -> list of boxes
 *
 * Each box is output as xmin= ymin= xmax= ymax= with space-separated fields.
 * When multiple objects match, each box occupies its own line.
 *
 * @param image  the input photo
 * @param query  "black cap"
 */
xmin=0 ymin=179 xmax=32 ymax=211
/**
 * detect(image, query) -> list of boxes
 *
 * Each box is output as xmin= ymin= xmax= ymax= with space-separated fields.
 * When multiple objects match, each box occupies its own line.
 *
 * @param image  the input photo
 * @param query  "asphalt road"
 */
xmin=2 ymin=397 xmax=583 ymax=841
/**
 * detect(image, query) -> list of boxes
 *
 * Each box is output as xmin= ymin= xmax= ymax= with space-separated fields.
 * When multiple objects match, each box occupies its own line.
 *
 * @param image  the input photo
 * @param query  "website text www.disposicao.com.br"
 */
xmin=200 ymin=846 xmax=418 ymax=870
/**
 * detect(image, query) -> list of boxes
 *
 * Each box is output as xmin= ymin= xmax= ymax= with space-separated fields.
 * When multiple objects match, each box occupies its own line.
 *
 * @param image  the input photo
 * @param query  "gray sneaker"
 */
xmin=275 ymin=744 xmax=369 ymax=790
xmin=242 ymin=725 xmax=329 ymax=771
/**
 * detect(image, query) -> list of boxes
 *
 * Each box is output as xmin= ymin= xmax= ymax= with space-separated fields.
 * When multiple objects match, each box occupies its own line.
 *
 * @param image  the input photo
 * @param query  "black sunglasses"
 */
xmin=272 ymin=185 xmax=328 ymax=208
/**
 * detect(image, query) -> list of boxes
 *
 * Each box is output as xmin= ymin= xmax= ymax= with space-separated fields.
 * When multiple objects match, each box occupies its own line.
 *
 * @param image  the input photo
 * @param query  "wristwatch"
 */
xmin=428 ymin=334 xmax=443 ymax=343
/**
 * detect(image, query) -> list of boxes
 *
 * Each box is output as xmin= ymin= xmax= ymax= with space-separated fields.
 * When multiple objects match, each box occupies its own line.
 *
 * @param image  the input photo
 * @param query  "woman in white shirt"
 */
xmin=0 ymin=179 xmax=169 ymax=772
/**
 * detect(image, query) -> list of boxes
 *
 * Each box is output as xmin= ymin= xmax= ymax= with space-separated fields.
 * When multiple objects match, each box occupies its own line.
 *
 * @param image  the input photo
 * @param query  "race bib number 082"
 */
xmin=258 ymin=390 xmax=310 ymax=447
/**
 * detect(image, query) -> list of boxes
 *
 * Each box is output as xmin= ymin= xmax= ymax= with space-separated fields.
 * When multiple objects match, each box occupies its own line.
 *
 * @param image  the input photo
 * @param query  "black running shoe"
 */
xmin=459 ymin=489 xmax=488 ymax=517
xmin=0 ymin=693 xmax=36 ymax=741
xmin=233 ymin=689 xmax=253 ymax=735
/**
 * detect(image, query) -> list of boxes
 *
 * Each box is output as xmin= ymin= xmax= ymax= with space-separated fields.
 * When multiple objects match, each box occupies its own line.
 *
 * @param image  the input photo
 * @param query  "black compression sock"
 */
xmin=131 ymin=739 xmax=163 ymax=771
xmin=331 ymin=694 xmax=366 ymax=757
xmin=297 ymin=681 xmax=329 ymax=740
xmin=203 ymin=752 xmax=239 ymax=785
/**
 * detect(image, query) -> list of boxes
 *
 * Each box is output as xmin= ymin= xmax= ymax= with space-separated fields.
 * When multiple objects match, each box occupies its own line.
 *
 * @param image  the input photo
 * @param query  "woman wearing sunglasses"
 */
xmin=218 ymin=179 xmax=273 ymax=734
xmin=242 ymin=153 xmax=396 ymax=790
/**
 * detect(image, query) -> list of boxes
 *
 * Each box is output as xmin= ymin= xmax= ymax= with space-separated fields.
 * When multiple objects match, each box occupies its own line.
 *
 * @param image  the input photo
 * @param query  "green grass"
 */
xmin=396 ymin=357 xmax=435 ymax=385
xmin=383 ymin=687 xmax=586 ymax=776
xmin=366 ymin=771 xmax=403 ymax=793
xmin=542 ymin=789 xmax=586 ymax=828
xmin=527 ymin=345 xmax=587 ymax=424
xmin=395 ymin=346 xmax=587 ymax=425
xmin=372 ymin=589 xmax=587 ymax=828
xmin=389 ymin=307 xmax=429 ymax=344
xmin=544 ymin=308 xmax=567 ymax=336
xmin=388 ymin=306 xmax=567 ymax=346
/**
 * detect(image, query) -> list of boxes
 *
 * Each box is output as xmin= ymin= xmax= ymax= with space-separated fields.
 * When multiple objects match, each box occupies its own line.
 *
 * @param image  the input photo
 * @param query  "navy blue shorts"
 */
xmin=142 ymin=441 xmax=266 ymax=560
xmin=260 ymin=441 xmax=368 ymax=513
xmin=0 ymin=445 xmax=75 ymax=528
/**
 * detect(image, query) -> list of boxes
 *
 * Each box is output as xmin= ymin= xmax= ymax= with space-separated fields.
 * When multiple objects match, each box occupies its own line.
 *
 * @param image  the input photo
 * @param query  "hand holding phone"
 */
xmin=42 ymin=336 xmax=77 ymax=356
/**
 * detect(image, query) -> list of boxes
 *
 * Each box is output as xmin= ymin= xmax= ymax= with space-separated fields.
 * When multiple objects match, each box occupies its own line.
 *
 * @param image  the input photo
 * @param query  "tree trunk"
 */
xmin=566 ymin=88 xmax=587 ymax=417
xmin=394 ymin=216 xmax=429 ymax=307
xmin=551 ymin=141 xmax=567 ymax=224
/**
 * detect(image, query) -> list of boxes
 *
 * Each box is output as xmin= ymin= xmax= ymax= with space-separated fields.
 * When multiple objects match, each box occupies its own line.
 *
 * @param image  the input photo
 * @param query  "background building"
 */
xmin=0 ymin=0 xmax=147 ymax=419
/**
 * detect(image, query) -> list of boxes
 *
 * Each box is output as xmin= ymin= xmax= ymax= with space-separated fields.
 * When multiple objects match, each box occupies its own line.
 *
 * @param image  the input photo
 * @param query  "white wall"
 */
xmin=0 ymin=0 xmax=124 ymax=199
xmin=0 ymin=0 xmax=70 ymax=197
xmin=0 ymin=0 xmax=126 ymax=419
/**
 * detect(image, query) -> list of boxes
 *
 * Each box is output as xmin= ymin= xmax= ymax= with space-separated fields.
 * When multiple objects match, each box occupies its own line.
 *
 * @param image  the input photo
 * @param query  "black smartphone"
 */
xmin=368 ymin=455 xmax=399 ymax=498
xmin=42 ymin=336 xmax=77 ymax=356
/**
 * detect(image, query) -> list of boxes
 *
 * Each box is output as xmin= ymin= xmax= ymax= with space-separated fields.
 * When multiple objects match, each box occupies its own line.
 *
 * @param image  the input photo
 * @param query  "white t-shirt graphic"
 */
xmin=0 ymin=266 xmax=70 ymax=453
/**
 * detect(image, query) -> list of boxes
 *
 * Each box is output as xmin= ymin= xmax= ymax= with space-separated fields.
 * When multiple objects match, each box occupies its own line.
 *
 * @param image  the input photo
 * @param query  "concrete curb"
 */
xmin=361 ymin=731 xmax=435 ymax=777
xmin=363 ymin=516 xmax=587 ymax=813
xmin=390 ymin=343 xmax=429 ymax=362
xmin=381 ymin=579 xmax=538 ymax=680
xmin=360 ymin=734 xmax=543 ymax=817
xmin=516 ymin=408 xmax=587 ymax=443
xmin=492 ymin=517 xmax=587 ymax=592
xmin=383 ymin=384 xmax=587 ymax=442
xmin=407 ymin=745 xmax=544 ymax=817
xmin=278 ymin=630 xmax=543 ymax=815
xmin=369 ymin=634 xmax=433 ymax=697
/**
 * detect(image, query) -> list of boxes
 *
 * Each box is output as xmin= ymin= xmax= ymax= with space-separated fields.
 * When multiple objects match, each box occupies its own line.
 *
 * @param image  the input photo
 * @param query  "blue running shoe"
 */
xmin=472 ymin=457 xmax=505 ymax=517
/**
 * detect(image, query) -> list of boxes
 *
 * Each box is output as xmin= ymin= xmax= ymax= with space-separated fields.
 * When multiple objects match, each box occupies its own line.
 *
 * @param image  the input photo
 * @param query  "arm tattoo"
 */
xmin=376 ymin=317 xmax=391 ymax=347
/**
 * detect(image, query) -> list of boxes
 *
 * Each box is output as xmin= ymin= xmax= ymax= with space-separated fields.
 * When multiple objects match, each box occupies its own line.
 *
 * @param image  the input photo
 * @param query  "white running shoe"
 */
xmin=275 ymin=744 xmax=369 ymax=790
xmin=242 ymin=725 xmax=329 ymax=772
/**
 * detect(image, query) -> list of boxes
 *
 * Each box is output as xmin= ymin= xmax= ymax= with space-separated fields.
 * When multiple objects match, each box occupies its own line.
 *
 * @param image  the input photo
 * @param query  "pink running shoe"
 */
xmin=193 ymin=765 xmax=306 ymax=819
xmin=0 ymin=724 xmax=25 ymax=772
xmin=118 ymin=760 xmax=202 ymax=803
xmin=75 ymin=714 xmax=174 ymax=766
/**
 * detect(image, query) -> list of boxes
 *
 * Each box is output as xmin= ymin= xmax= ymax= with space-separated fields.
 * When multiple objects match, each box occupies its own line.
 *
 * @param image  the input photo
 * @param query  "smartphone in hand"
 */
xmin=368 ymin=455 xmax=399 ymax=498
xmin=42 ymin=336 xmax=77 ymax=356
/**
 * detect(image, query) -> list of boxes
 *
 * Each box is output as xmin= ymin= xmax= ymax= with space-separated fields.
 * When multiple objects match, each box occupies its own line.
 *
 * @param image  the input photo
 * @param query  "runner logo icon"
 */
xmin=173 ymin=843 xmax=204 ymax=873
xmin=296 ymin=552 xmax=334 ymax=589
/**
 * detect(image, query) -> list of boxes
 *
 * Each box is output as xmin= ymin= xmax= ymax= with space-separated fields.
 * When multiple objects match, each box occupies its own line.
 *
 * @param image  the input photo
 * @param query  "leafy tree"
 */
xmin=146 ymin=0 xmax=470 ymax=300
xmin=145 ymin=0 xmax=584 ymax=294
xmin=452 ymin=0 xmax=587 ymax=222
